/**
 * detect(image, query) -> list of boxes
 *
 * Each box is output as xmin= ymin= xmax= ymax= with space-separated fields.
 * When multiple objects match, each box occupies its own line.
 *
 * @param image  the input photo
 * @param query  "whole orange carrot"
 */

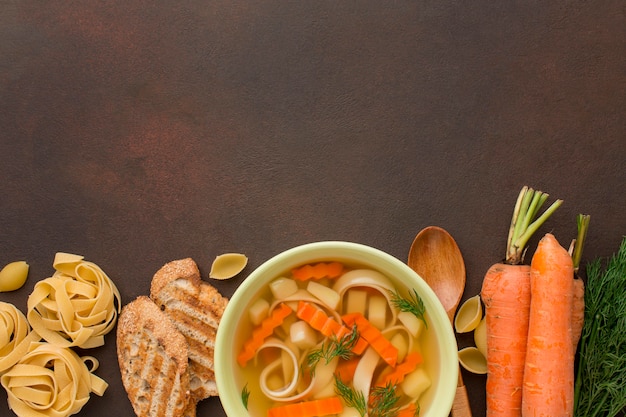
xmin=522 ymin=233 xmax=574 ymax=417
xmin=568 ymin=214 xmax=590 ymax=352
xmin=482 ymin=263 xmax=531 ymax=416
xmin=481 ymin=186 xmax=562 ymax=417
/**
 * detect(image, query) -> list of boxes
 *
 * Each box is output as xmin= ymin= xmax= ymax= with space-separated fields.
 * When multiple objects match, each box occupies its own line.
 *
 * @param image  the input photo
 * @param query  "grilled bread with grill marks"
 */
xmin=150 ymin=258 xmax=228 ymax=402
xmin=117 ymin=296 xmax=191 ymax=417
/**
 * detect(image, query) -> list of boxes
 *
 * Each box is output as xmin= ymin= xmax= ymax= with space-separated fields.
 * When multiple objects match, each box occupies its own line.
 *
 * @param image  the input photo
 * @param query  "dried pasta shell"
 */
xmin=474 ymin=317 xmax=487 ymax=358
xmin=209 ymin=253 xmax=248 ymax=279
xmin=458 ymin=346 xmax=487 ymax=374
xmin=0 ymin=261 xmax=29 ymax=292
xmin=454 ymin=294 xmax=482 ymax=333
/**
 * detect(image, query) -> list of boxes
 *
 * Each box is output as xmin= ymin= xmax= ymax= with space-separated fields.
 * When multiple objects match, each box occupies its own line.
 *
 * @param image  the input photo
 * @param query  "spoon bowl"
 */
xmin=408 ymin=226 xmax=466 ymax=323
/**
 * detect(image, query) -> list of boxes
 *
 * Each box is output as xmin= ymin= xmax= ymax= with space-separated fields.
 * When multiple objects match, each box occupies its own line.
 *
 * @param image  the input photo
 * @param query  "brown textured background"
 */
xmin=1 ymin=1 xmax=625 ymax=416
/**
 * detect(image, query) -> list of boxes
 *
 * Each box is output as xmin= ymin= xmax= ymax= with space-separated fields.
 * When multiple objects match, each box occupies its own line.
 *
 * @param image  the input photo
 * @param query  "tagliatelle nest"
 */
xmin=27 ymin=253 xmax=121 ymax=349
xmin=1 ymin=342 xmax=107 ymax=417
xmin=0 ymin=302 xmax=41 ymax=375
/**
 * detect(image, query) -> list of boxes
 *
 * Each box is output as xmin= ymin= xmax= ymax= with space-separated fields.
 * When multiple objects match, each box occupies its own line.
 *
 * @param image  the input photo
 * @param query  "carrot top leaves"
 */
xmin=505 ymin=186 xmax=563 ymax=264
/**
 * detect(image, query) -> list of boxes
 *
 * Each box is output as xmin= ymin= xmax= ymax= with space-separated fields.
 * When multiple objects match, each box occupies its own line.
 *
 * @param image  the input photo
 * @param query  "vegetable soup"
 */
xmin=233 ymin=261 xmax=441 ymax=417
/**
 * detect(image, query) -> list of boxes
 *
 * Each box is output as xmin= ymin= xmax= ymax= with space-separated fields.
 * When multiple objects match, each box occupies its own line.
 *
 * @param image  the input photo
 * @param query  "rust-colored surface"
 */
xmin=1 ymin=1 xmax=624 ymax=416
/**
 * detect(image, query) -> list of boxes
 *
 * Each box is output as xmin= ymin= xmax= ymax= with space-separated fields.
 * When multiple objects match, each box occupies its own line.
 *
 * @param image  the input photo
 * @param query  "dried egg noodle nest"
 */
xmin=1 ymin=342 xmax=107 ymax=417
xmin=253 ymin=269 xmax=423 ymax=408
xmin=0 ymin=302 xmax=41 ymax=375
xmin=27 ymin=253 xmax=121 ymax=349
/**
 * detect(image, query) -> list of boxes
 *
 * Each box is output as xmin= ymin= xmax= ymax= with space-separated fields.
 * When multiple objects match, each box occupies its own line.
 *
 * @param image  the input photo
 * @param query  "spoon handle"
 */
xmin=451 ymin=369 xmax=473 ymax=417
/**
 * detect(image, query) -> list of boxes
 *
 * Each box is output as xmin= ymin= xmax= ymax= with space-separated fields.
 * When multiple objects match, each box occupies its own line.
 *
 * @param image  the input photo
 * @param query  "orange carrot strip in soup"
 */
xmin=267 ymin=396 xmax=343 ymax=417
xmin=481 ymin=263 xmax=531 ymax=417
xmin=237 ymin=303 xmax=293 ymax=367
xmin=335 ymin=356 xmax=360 ymax=383
xmin=342 ymin=312 xmax=398 ymax=367
xmin=397 ymin=403 xmax=419 ymax=417
xmin=296 ymin=301 xmax=368 ymax=354
xmin=377 ymin=351 xmax=423 ymax=386
xmin=292 ymin=262 xmax=344 ymax=281
xmin=522 ymin=233 xmax=574 ymax=417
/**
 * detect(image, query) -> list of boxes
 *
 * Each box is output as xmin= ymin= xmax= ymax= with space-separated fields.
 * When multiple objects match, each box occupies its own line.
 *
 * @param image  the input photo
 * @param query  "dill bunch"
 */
xmin=574 ymin=237 xmax=626 ymax=417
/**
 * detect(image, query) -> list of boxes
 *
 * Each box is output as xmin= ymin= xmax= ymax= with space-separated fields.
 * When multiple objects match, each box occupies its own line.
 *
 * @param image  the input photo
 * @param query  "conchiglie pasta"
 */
xmin=27 ymin=253 xmax=121 ymax=349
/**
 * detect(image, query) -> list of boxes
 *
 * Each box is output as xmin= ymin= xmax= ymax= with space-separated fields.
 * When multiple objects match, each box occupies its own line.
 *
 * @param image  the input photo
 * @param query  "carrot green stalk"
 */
xmin=522 ymin=233 xmax=575 ymax=417
xmin=237 ymin=303 xmax=293 ymax=367
xmin=292 ymin=262 xmax=344 ymax=281
xmin=506 ymin=186 xmax=563 ymax=265
xmin=481 ymin=186 xmax=562 ymax=417
xmin=342 ymin=312 xmax=398 ymax=367
xmin=267 ymin=396 xmax=343 ymax=417
xmin=571 ymin=214 xmax=591 ymax=274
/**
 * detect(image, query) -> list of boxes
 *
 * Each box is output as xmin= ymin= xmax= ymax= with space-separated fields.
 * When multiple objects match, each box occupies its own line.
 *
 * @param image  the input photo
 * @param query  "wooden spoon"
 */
xmin=408 ymin=226 xmax=473 ymax=417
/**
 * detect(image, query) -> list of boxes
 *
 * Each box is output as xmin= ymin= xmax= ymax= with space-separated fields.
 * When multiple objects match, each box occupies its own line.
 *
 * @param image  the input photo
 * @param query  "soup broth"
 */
xmin=232 ymin=260 xmax=441 ymax=417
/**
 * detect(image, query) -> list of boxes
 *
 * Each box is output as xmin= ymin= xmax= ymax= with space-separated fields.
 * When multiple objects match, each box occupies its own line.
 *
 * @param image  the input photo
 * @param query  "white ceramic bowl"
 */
xmin=215 ymin=241 xmax=458 ymax=417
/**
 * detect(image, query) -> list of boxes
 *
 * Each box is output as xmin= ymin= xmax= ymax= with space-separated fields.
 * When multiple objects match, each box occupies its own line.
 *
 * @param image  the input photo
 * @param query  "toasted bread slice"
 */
xmin=150 ymin=258 xmax=228 ymax=401
xmin=117 ymin=296 xmax=191 ymax=417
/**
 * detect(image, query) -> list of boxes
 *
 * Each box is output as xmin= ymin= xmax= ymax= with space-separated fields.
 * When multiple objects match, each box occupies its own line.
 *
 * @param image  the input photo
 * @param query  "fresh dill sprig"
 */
xmin=307 ymin=324 xmax=359 ymax=370
xmin=369 ymin=382 xmax=401 ymax=417
xmin=389 ymin=288 xmax=428 ymax=329
xmin=241 ymin=383 xmax=250 ymax=410
xmin=574 ymin=237 xmax=626 ymax=417
xmin=334 ymin=375 xmax=367 ymax=417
